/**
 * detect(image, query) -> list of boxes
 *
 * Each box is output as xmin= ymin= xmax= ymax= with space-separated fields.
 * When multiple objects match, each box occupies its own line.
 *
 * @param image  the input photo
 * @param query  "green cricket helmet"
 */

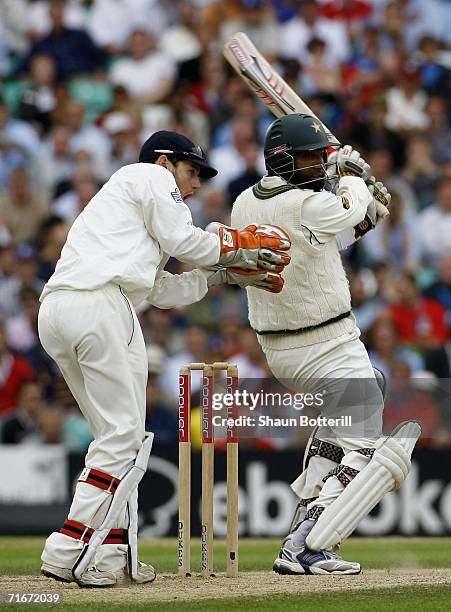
xmin=264 ymin=113 xmax=331 ymax=190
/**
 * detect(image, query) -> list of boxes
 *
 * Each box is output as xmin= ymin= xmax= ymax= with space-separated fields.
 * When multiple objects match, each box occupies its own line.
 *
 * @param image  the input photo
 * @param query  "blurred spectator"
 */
xmin=37 ymin=406 xmax=63 ymax=444
xmin=401 ymin=134 xmax=439 ymax=210
xmin=278 ymin=0 xmax=350 ymax=68
xmin=181 ymin=283 xmax=246 ymax=334
xmin=109 ymin=29 xmax=176 ymax=105
xmin=139 ymin=307 xmax=176 ymax=353
xmin=425 ymin=95 xmax=451 ymax=165
xmin=227 ymin=141 xmax=262 ymax=204
xmin=385 ymin=65 xmax=428 ymax=132
xmin=210 ymin=118 xmax=265 ymax=190
xmin=38 ymin=125 xmax=76 ymax=198
xmin=343 ymin=24 xmax=394 ymax=110
xmin=36 ymin=216 xmax=68 ymax=282
xmin=208 ymin=76 xmax=249 ymax=137
xmin=0 ymin=317 xmax=34 ymax=415
xmin=62 ymin=99 xmax=111 ymax=181
xmin=212 ymin=91 xmax=271 ymax=148
xmin=20 ymin=0 xmax=106 ymax=80
xmin=377 ymin=1 xmax=406 ymax=53
xmin=230 ymin=327 xmax=268 ymax=379
xmin=363 ymin=188 xmax=421 ymax=271
xmin=350 ymin=269 xmax=384 ymax=334
xmin=159 ymin=326 xmax=211 ymax=401
xmin=374 ymin=0 xmax=445 ymax=53
xmin=142 ymin=82 xmax=209 ymax=152
xmin=384 ymin=362 xmax=440 ymax=442
xmin=0 ymin=238 xmax=17 ymax=318
xmin=185 ymin=51 xmax=227 ymax=117
xmin=18 ymin=54 xmax=58 ymax=137
xmin=5 ymin=286 xmax=40 ymax=354
xmin=0 ymin=96 xmax=41 ymax=187
xmin=0 ymin=0 xmax=28 ymax=60
xmin=388 ymin=272 xmax=448 ymax=350
xmin=160 ymin=0 xmax=203 ymax=68
xmin=300 ymin=37 xmax=342 ymax=96
xmin=101 ymin=84 xmax=141 ymax=119
xmin=87 ymin=0 xmax=172 ymax=56
xmin=187 ymin=186 xmax=229 ymax=228
xmin=102 ymin=112 xmax=138 ymax=176
xmin=366 ymin=147 xmax=418 ymax=213
xmin=63 ymin=403 xmax=93 ymax=452
xmin=145 ymin=345 xmax=178 ymax=444
xmin=26 ymin=0 xmax=86 ymax=42
xmin=0 ymin=167 xmax=50 ymax=244
xmin=367 ymin=315 xmax=425 ymax=379
xmin=349 ymin=95 xmax=406 ymax=170
xmin=414 ymin=35 xmax=451 ymax=96
xmin=219 ymin=0 xmax=279 ymax=60
xmin=400 ymin=0 xmax=445 ymax=52
xmin=52 ymin=165 xmax=99 ymax=222
xmin=1 ymin=381 xmax=44 ymax=444
xmin=419 ymin=177 xmax=451 ymax=266
xmin=425 ymin=250 xmax=451 ymax=329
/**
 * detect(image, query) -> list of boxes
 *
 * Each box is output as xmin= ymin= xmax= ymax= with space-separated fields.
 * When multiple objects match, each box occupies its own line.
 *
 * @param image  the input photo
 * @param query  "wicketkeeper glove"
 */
xmin=331 ymin=145 xmax=371 ymax=179
xmin=354 ymin=177 xmax=391 ymax=238
xmin=207 ymin=222 xmax=291 ymax=272
xmin=205 ymin=267 xmax=284 ymax=293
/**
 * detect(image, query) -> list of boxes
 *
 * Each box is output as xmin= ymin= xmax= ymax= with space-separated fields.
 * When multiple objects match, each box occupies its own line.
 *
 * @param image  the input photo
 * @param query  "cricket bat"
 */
xmin=222 ymin=33 xmax=381 ymax=235
xmin=222 ymin=31 xmax=340 ymax=147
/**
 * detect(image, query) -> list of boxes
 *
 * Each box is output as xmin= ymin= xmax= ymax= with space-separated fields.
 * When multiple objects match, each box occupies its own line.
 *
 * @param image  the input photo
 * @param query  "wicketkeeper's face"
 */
xmin=174 ymin=160 xmax=201 ymax=199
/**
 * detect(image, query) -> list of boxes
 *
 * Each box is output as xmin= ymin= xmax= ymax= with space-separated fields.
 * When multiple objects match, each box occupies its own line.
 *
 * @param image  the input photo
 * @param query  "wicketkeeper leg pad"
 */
xmin=305 ymin=421 xmax=421 ymax=551
xmin=72 ymin=432 xmax=154 ymax=580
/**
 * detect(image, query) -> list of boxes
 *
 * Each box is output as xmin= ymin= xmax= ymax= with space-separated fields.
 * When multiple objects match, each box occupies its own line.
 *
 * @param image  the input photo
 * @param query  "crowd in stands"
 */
xmin=1 ymin=0 xmax=451 ymax=451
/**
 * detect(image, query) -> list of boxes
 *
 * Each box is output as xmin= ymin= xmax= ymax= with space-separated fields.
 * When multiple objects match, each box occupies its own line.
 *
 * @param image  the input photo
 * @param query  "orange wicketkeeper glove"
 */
xmin=207 ymin=222 xmax=291 ymax=271
xmin=205 ymin=267 xmax=285 ymax=293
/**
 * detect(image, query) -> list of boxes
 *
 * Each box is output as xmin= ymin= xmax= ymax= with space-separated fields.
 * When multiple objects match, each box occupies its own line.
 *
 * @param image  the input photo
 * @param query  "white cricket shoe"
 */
xmin=41 ymin=562 xmax=116 ymax=587
xmin=115 ymin=561 xmax=156 ymax=584
xmin=273 ymin=536 xmax=360 ymax=575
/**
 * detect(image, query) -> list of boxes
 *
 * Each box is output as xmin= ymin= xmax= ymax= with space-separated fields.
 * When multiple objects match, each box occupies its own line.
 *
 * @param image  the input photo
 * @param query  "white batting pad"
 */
xmin=305 ymin=421 xmax=421 ymax=551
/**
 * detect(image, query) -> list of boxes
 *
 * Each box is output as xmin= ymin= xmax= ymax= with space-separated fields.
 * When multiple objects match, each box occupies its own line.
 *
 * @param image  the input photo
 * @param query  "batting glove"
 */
xmin=367 ymin=177 xmax=391 ymax=214
xmin=354 ymin=177 xmax=391 ymax=238
xmin=335 ymin=145 xmax=371 ymax=179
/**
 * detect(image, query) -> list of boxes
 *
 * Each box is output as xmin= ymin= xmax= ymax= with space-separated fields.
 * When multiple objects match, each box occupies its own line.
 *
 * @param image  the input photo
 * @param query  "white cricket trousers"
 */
xmin=262 ymin=329 xmax=384 ymax=509
xmin=38 ymin=283 xmax=148 ymax=571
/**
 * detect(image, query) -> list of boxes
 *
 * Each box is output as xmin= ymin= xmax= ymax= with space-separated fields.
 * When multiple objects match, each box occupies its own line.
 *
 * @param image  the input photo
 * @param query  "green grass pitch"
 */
xmin=0 ymin=537 xmax=450 ymax=611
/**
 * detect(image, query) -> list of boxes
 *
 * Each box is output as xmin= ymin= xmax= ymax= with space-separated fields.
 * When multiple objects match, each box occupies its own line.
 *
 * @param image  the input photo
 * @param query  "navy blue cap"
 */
xmin=139 ymin=131 xmax=217 ymax=179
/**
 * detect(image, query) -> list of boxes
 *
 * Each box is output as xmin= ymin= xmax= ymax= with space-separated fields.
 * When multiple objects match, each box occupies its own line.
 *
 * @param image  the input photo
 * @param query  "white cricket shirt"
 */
xmin=231 ymin=175 xmax=372 ymax=347
xmin=41 ymin=163 xmax=220 ymax=307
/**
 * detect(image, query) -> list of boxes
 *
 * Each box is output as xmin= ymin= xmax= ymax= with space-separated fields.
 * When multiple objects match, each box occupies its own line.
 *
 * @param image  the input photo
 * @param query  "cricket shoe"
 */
xmin=115 ymin=561 xmax=156 ymax=585
xmin=273 ymin=537 xmax=360 ymax=576
xmin=41 ymin=562 xmax=116 ymax=587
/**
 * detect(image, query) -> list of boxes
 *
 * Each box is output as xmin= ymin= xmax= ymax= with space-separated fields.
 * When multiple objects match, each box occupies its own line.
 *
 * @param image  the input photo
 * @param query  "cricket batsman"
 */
xmin=38 ymin=130 xmax=291 ymax=587
xmin=229 ymin=113 xmax=421 ymax=575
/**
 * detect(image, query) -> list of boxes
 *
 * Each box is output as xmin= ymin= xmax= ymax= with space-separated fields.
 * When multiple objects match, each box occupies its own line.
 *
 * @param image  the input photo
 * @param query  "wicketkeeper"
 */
xmin=230 ymin=113 xmax=420 ymax=575
xmin=38 ymin=131 xmax=291 ymax=587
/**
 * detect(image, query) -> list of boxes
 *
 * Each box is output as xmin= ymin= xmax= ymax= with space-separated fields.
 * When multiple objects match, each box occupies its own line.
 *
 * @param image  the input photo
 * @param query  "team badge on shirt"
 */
xmin=341 ymin=196 xmax=351 ymax=209
xmin=171 ymin=189 xmax=183 ymax=203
